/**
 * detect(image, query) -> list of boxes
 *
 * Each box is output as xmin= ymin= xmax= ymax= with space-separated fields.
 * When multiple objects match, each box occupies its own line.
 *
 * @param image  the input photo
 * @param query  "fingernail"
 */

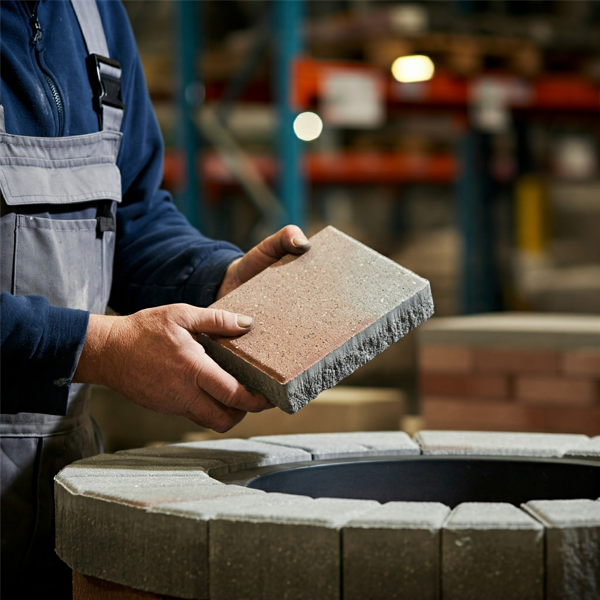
xmin=292 ymin=236 xmax=310 ymax=248
xmin=236 ymin=314 xmax=254 ymax=329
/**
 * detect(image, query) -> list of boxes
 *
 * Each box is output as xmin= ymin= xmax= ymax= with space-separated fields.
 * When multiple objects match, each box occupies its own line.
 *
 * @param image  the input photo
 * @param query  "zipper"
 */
xmin=22 ymin=1 xmax=65 ymax=136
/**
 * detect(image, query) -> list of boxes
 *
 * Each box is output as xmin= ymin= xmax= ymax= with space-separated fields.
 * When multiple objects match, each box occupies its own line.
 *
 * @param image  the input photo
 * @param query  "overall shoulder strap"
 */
xmin=70 ymin=0 xmax=124 ymax=133
xmin=0 ymin=104 xmax=5 ymax=134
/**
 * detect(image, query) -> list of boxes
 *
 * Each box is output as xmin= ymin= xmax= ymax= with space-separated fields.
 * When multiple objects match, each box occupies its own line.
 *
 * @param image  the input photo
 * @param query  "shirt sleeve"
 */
xmin=0 ymin=293 xmax=89 ymax=415
xmin=100 ymin=1 xmax=243 ymax=315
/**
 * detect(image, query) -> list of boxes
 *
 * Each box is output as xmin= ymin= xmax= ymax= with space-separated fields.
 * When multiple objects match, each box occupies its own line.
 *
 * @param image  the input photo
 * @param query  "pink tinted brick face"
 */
xmin=563 ymin=349 xmax=600 ymax=376
xmin=422 ymin=398 xmax=600 ymax=435
xmin=200 ymin=226 xmax=433 ymax=413
xmin=421 ymin=398 xmax=545 ymax=432
xmin=473 ymin=348 xmax=560 ymax=374
xmin=420 ymin=373 xmax=510 ymax=398
xmin=419 ymin=345 xmax=473 ymax=373
xmin=516 ymin=376 xmax=598 ymax=406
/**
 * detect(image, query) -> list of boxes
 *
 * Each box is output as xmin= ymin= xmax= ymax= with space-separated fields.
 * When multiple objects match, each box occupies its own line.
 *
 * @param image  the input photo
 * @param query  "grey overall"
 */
xmin=0 ymin=1 xmax=123 ymax=594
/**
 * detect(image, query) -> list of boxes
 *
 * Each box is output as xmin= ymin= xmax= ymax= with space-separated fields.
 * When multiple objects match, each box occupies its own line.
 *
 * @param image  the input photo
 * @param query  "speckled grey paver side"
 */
xmin=416 ymin=430 xmax=589 ymax=458
xmin=252 ymin=431 xmax=419 ymax=459
xmin=442 ymin=503 xmax=544 ymax=600
xmin=523 ymin=500 xmax=600 ymax=600
xmin=55 ymin=481 xmax=242 ymax=599
xmin=565 ymin=437 xmax=600 ymax=461
xmin=118 ymin=438 xmax=311 ymax=474
xmin=343 ymin=502 xmax=450 ymax=600
xmin=200 ymin=226 xmax=433 ymax=414
xmin=209 ymin=497 xmax=378 ymax=600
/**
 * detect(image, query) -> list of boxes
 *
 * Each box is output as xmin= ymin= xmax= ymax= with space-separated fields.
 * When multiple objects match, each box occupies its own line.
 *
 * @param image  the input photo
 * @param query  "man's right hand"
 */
xmin=73 ymin=304 xmax=272 ymax=432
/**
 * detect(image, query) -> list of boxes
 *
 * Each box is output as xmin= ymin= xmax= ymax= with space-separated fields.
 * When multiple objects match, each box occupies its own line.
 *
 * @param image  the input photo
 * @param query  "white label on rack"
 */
xmin=321 ymin=68 xmax=385 ymax=128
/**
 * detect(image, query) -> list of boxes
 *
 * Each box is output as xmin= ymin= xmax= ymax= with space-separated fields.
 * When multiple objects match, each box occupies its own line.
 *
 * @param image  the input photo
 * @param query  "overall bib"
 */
xmin=0 ymin=1 xmax=124 ymax=594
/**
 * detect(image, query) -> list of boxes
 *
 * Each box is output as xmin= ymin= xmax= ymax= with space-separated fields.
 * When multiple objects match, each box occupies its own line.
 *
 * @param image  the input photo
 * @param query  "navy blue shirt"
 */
xmin=0 ymin=0 xmax=243 ymax=415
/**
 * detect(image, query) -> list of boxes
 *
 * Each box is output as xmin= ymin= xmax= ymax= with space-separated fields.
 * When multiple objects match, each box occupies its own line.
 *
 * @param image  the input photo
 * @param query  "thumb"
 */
xmin=179 ymin=307 xmax=254 ymax=337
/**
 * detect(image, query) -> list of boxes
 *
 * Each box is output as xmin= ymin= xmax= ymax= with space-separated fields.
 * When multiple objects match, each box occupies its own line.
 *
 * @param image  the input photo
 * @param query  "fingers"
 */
xmin=256 ymin=225 xmax=310 ymax=260
xmin=195 ymin=353 xmax=273 ymax=413
xmin=235 ymin=225 xmax=311 ymax=285
xmin=184 ymin=394 xmax=248 ymax=433
xmin=178 ymin=306 xmax=254 ymax=337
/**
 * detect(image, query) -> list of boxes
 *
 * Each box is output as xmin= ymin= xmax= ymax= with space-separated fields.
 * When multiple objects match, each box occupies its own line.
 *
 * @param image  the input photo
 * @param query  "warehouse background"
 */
xmin=92 ymin=0 xmax=600 ymax=449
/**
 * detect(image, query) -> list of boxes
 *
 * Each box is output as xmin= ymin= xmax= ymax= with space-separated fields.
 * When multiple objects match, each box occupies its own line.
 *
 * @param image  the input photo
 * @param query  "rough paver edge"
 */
xmin=202 ymin=283 xmax=434 ymax=414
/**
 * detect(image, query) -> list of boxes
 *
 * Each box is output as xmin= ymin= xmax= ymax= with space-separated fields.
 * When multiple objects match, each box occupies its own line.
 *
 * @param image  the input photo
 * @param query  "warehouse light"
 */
xmin=293 ymin=111 xmax=323 ymax=141
xmin=391 ymin=55 xmax=435 ymax=83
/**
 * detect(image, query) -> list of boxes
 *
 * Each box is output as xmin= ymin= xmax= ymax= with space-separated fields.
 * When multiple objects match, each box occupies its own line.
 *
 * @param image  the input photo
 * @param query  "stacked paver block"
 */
xmin=343 ymin=502 xmax=450 ymax=600
xmin=209 ymin=497 xmax=378 ymax=600
xmin=442 ymin=503 xmax=544 ymax=600
xmin=200 ymin=226 xmax=433 ymax=414
xmin=523 ymin=500 xmax=600 ymax=600
xmin=414 ymin=430 xmax=589 ymax=457
xmin=419 ymin=314 xmax=600 ymax=435
xmin=252 ymin=431 xmax=420 ymax=459
xmin=54 ymin=432 xmax=600 ymax=600
xmin=117 ymin=438 xmax=312 ymax=475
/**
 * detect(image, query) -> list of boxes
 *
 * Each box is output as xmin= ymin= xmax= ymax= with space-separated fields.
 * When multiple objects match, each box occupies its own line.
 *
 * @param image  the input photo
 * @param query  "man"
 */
xmin=0 ymin=0 xmax=309 ymax=595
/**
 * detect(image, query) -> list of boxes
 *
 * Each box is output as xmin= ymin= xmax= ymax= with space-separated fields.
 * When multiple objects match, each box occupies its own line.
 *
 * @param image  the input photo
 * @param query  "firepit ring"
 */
xmin=220 ymin=455 xmax=600 ymax=508
xmin=55 ymin=430 xmax=600 ymax=600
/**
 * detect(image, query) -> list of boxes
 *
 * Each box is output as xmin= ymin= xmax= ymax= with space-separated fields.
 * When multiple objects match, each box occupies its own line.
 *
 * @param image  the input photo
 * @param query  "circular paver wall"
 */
xmin=55 ymin=431 xmax=600 ymax=600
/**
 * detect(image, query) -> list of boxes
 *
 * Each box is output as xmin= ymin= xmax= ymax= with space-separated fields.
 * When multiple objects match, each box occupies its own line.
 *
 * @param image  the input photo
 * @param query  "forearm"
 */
xmin=72 ymin=313 xmax=121 ymax=385
xmin=1 ymin=293 xmax=89 ymax=415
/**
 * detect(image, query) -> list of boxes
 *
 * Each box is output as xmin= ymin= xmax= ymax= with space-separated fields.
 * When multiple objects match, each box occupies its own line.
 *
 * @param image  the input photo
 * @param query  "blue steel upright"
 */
xmin=456 ymin=131 xmax=500 ymax=314
xmin=175 ymin=0 xmax=202 ymax=230
xmin=273 ymin=0 xmax=306 ymax=230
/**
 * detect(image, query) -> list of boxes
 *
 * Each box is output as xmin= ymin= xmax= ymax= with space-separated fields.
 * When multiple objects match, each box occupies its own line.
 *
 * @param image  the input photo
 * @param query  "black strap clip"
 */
xmin=96 ymin=200 xmax=116 ymax=237
xmin=86 ymin=54 xmax=125 ymax=129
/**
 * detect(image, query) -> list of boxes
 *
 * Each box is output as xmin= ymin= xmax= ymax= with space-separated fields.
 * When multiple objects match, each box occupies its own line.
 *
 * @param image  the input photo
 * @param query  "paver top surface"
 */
xmin=524 ymin=499 xmax=600 ymax=527
xmin=446 ymin=502 xmax=544 ymax=530
xmin=416 ymin=430 xmax=589 ymax=457
xmin=204 ymin=226 xmax=430 ymax=384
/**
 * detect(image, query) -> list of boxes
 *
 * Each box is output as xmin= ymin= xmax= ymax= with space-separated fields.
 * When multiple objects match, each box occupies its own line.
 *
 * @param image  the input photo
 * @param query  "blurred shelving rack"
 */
xmin=141 ymin=0 xmax=600 ymax=316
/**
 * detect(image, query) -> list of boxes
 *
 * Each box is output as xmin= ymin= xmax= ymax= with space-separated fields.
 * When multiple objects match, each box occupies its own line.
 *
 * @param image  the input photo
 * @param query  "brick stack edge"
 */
xmin=418 ymin=314 xmax=600 ymax=435
xmin=201 ymin=226 xmax=433 ymax=414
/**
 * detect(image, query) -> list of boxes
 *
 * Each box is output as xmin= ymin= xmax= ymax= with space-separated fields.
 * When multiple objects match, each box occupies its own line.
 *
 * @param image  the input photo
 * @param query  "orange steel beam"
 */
xmin=293 ymin=58 xmax=600 ymax=111
xmin=163 ymin=149 xmax=456 ymax=190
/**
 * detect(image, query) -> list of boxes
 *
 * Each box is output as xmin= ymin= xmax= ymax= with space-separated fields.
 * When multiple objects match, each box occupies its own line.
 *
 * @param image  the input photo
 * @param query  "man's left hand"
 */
xmin=217 ymin=225 xmax=311 ymax=299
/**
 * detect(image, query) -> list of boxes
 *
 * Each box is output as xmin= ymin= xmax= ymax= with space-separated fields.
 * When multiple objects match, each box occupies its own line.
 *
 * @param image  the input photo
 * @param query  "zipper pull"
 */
xmin=29 ymin=14 xmax=42 ymax=44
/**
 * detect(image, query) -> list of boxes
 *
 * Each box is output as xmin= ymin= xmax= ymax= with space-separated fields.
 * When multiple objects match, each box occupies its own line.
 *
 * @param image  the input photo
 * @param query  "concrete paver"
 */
xmin=118 ymin=438 xmax=311 ymax=474
xmin=343 ymin=502 xmax=450 ymax=600
xmin=415 ymin=430 xmax=589 ymax=457
xmin=442 ymin=503 xmax=544 ymax=600
xmin=523 ymin=500 xmax=600 ymax=600
xmin=200 ymin=226 xmax=433 ymax=413
xmin=253 ymin=431 xmax=419 ymax=460
xmin=209 ymin=497 xmax=378 ymax=600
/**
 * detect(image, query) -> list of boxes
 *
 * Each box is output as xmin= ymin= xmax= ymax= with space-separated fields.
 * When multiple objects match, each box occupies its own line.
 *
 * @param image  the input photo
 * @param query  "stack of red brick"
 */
xmin=418 ymin=314 xmax=600 ymax=435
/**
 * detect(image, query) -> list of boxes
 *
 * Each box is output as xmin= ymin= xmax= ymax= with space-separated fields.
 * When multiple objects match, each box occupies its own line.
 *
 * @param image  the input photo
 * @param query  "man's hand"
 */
xmin=74 ymin=304 xmax=272 ymax=432
xmin=217 ymin=225 xmax=311 ymax=299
